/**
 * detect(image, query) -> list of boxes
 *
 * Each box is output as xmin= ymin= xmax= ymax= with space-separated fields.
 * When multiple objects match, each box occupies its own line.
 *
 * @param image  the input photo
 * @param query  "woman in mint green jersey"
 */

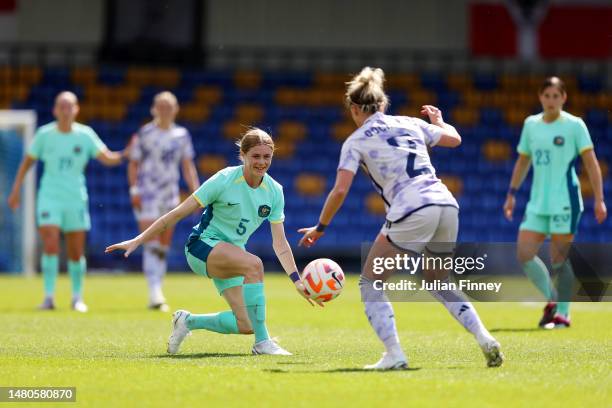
xmin=106 ymin=128 xmax=317 ymax=356
xmin=8 ymin=91 xmax=126 ymax=312
xmin=504 ymin=77 xmax=607 ymax=328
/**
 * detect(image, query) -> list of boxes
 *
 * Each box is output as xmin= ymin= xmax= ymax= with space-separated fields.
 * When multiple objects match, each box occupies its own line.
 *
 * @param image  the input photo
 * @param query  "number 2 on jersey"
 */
xmin=387 ymin=134 xmax=431 ymax=177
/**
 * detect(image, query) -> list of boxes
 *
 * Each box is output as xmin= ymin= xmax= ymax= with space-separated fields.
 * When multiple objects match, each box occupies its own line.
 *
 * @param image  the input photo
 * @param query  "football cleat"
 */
xmin=251 ymin=339 xmax=292 ymax=355
xmin=543 ymin=313 xmax=571 ymax=329
xmin=167 ymin=310 xmax=191 ymax=354
xmin=480 ymin=340 xmax=504 ymax=367
xmin=538 ymin=302 xmax=557 ymax=328
xmin=38 ymin=297 xmax=55 ymax=311
xmin=71 ymin=299 xmax=88 ymax=313
xmin=364 ymin=352 xmax=408 ymax=370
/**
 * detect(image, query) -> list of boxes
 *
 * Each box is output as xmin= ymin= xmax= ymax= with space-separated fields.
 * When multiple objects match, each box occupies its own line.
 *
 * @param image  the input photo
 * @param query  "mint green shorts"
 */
xmin=519 ymin=210 xmax=582 ymax=236
xmin=184 ymin=238 xmax=244 ymax=295
xmin=36 ymin=197 xmax=90 ymax=232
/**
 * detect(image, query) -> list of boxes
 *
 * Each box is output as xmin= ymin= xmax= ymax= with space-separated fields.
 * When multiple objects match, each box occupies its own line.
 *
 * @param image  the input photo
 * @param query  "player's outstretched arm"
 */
xmin=96 ymin=148 xmax=129 ymax=167
xmin=503 ymin=153 xmax=532 ymax=221
xmin=420 ymin=105 xmax=462 ymax=147
xmin=7 ymin=155 xmax=36 ymax=210
xmin=271 ymin=222 xmax=323 ymax=307
xmin=581 ymin=148 xmax=607 ymax=224
xmin=298 ymin=169 xmax=354 ymax=248
xmin=105 ymin=196 xmax=200 ymax=257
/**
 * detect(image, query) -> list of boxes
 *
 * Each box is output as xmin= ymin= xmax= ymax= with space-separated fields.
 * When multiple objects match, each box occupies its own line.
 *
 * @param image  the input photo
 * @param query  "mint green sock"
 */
xmin=553 ymin=260 xmax=574 ymax=317
xmin=242 ymin=283 xmax=270 ymax=343
xmin=186 ymin=311 xmax=240 ymax=334
xmin=522 ymin=256 xmax=554 ymax=300
xmin=41 ymin=254 xmax=58 ymax=297
xmin=68 ymin=257 xmax=86 ymax=299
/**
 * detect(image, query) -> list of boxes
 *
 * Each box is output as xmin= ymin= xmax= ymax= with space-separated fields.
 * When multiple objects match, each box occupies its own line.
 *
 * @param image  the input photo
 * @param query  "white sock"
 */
xmin=360 ymin=276 xmax=404 ymax=356
xmin=428 ymin=279 xmax=494 ymax=346
xmin=143 ymin=242 xmax=164 ymax=303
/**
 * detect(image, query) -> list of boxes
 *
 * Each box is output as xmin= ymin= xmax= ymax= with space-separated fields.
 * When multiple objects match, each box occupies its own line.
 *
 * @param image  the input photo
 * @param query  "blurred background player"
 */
xmin=108 ymin=128 xmax=316 ymax=355
xmin=299 ymin=67 xmax=503 ymax=369
xmin=128 ymin=91 xmax=200 ymax=311
xmin=503 ymin=76 xmax=607 ymax=328
xmin=7 ymin=91 xmax=126 ymax=312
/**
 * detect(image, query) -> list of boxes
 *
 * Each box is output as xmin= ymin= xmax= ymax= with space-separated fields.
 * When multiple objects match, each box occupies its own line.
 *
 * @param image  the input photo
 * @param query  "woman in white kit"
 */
xmin=299 ymin=67 xmax=503 ymax=369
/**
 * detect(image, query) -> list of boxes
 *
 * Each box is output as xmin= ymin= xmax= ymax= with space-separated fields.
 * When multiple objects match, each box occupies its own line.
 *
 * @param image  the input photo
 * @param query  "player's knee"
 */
xmin=43 ymin=241 xmax=60 ymax=254
xmin=243 ymin=255 xmax=264 ymax=282
xmin=516 ymin=248 xmax=534 ymax=264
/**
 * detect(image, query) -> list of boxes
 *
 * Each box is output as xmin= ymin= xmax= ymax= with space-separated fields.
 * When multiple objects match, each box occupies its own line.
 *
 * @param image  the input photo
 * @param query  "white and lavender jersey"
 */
xmin=130 ymin=122 xmax=195 ymax=204
xmin=338 ymin=112 xmax=458 ymax=222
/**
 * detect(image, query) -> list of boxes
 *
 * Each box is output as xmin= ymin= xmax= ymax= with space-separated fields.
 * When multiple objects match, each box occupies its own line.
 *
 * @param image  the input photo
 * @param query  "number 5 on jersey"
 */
xmin=236 ymin=218 xmax=249 ymax=235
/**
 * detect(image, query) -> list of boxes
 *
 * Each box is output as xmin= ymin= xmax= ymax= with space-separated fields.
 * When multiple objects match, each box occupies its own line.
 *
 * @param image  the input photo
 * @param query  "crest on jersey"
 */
xmin=73 ymin=145 xmax=82 ymax=154
xmin=553 ymin=136 xmax=564 ymax=146
xmin=258 ymin=205 xmax=271 ymax=218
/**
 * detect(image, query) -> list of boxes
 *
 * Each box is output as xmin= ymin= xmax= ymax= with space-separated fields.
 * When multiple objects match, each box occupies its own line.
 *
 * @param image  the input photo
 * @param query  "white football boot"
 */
xmin=364 ymin=350 xmax=408 ymax=370
xmin=71 ymin=298 xmax=88 ymax=313
xmin=480 ymin=340 xmax=504 ymax=367
xmin=167 ymin=310 xmax=191 ymax=354
xmin=252 ymin=339 xmax=292 ymax=355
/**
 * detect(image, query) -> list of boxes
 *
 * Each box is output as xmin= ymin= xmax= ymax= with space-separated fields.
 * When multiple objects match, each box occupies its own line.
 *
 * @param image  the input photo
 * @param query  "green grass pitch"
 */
xmin=0 ymin=273 xmax=610 ymax=407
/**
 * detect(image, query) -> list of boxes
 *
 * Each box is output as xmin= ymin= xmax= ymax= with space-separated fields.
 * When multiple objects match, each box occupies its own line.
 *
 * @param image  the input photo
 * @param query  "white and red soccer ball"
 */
xmin=301 ymin=258 xmax=345 ymax=303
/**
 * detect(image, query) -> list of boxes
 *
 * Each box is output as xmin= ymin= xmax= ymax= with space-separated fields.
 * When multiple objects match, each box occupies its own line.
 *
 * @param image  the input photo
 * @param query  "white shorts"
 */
xmin=381 ymin=205 xmax=459 ymax=255
xmin=134 ymin=194 xmax=179 ymax=222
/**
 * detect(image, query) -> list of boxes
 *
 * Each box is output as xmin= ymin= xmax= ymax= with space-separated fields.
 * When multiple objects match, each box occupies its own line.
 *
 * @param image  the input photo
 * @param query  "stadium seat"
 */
xmin=295 ymin=173 xmax=327 ymax=197
xmin=482 ymin=140 xmax=512 ymax=162
xmin=365 ymin=192 xmax=385 ymax=216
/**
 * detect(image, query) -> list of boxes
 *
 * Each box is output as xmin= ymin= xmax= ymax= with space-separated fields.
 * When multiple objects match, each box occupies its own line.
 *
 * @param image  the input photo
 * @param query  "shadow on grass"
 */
xmin=154 ymin=352 xmax=250 ymax=359
xmin=264 ymin=367 xmax=421 ymax=374
xmin=490 ymin=327 xmax=542 ymax=333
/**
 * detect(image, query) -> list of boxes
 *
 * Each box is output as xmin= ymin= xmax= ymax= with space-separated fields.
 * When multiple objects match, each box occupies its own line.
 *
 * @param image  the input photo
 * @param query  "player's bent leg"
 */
xmin=184 ymin=286 xmax=246 ymax=335
xmin=38 ymin=226 xmax=60 ymax=310
xmin=206 ymin=243 xmax=290 ymax=355
xmin=65 ymin=230 xmax=88 ymax=313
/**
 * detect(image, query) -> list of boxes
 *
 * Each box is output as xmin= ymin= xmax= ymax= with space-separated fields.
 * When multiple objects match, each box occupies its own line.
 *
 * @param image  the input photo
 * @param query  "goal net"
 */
xmin=0 ymin=110 xmax=37 ymax=275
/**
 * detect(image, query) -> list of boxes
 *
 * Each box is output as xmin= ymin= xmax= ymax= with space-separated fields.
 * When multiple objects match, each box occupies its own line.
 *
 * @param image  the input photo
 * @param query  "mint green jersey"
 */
xmin=27 ymin=122 xmax=106 ymax=203
xmin=189 ymin=166 xmax=285 ymax=248
xmin=517 ymin=111 xmax=593 ymax=215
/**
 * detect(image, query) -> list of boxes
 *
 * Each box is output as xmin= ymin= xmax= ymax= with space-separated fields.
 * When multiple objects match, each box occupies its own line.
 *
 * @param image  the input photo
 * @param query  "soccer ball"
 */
xmin=301 ymin=258 xmax=345 ymax=302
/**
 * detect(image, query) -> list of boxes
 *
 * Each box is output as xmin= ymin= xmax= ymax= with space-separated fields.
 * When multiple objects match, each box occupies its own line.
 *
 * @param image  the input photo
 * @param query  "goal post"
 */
xmin=0 ymin=110 xmax=37 ymax=276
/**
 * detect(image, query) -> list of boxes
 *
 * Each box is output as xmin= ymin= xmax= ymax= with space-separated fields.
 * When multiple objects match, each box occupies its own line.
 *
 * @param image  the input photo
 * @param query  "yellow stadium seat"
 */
xmin=125 ymin=67 xmax=152 ymax=85
xmin=295 ymin=173 xmax=326 ymax=197
xmin=451 ymin=107 xmax=479 ymax=126
xmin=386 ymin=73 xmax=420 ymax=91
xmin=272 ymin=139 xmax=296 ymax=159
xmin=447 ymin=73 xmax=472 ymax=91
xmin=313 ymin=72 xmax=348 ymax=89
xmin=275 ymin=88 xmax=300 ymax=106
xmin=365 ymin=192 xmax=386 ymax=215
xmin=222 ymin=120 xmax=246 ymax=141
xmin=395 ymin=105 xmax=422 ymax=117
xmin=178 ymin=104 xmax=210 ymax=123
xmin=235 ymin=104 xmax=264 ymax=123
xmin=276 ymin=121 xmax=306 ymax=141
xmin=194 ymin=85 xmax=222 ymax=105
xmin=504 ymin=108 xmax=529 ymax=126
xmin=234 ymin=71 xmax=261 ymax=89
xmin=407 ymin=89 xmax=437 ymax=106
xmin=197 ymin=154 xmax=228 ymax=177
xmin=438 ymin=175 xmax=463 ymax=197
xmin=482 ymin=140 xmax=512 ymax=162
xmin=151 ymin=68 xmax=180 ymax=88
xmin=17 ymin=66 xmax=42 ymax=85
xmin=595 ymin=92 xmax=611 ymax=109
xmin=71 ymin=67 xmax=97 ymax=85
xmin=331 ymin=121 xmax=356 ymax=142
